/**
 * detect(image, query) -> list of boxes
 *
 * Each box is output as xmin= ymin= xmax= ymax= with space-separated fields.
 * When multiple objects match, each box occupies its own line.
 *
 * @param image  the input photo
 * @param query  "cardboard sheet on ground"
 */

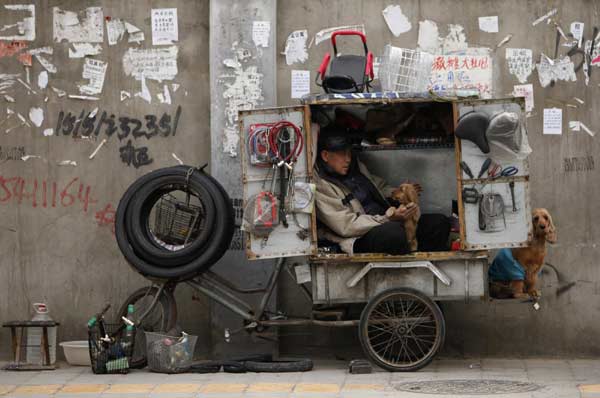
xmin=151 ymin=8 xmax=178 ymax=45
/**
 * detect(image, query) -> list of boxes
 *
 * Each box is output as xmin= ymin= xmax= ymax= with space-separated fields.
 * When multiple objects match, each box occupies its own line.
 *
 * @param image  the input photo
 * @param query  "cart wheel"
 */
xmin=359 ymin=287 xmax=445 ymax=372
xmin=118 ymin=286 xmax=178 ymax=369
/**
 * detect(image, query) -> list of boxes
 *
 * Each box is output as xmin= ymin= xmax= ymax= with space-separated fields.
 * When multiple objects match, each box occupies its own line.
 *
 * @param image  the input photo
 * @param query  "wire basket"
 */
xmin=88 ymin=323 xmax=135 ymax=374
xmin=145 ymin=331 xmax=197 ymax=374
xmin=153 ymin=193 xmax=204 ymax=246
xmin=379 ymin=45 xmax=435 ymax=93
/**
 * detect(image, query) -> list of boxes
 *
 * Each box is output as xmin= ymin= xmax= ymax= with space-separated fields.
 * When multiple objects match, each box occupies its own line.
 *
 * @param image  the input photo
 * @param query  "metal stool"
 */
xmin=2 ymin=320 xmax=60 ymax=370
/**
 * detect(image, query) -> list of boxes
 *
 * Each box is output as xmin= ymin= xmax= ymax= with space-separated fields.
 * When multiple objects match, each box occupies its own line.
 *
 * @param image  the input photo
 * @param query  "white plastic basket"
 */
xmin=379 ymin=45 xmax=435 ymax=93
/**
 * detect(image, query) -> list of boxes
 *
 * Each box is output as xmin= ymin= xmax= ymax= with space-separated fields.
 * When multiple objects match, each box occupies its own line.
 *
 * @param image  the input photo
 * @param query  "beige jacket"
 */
xmin=315 ymin=161 xmax=395 ymax=254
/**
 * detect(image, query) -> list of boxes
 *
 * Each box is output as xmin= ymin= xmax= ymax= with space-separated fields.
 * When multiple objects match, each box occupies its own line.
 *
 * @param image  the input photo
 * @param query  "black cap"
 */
xmin=318 ymin=125 xmax=352 ymax=152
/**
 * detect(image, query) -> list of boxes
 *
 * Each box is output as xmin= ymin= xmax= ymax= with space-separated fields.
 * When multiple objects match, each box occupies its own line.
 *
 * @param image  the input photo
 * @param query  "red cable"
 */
xmin=269 ymin=121 xmax=304 ymax=165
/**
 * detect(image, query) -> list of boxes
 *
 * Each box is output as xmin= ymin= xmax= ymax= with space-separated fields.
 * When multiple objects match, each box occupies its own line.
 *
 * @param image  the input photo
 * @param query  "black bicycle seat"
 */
xmin=455 ymin=111 xmax=490 ymax=153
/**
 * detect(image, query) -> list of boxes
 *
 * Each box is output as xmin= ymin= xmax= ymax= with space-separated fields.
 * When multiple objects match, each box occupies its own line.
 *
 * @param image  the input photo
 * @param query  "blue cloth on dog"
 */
xmin=489 ymin=248 xmax=525 ymax=281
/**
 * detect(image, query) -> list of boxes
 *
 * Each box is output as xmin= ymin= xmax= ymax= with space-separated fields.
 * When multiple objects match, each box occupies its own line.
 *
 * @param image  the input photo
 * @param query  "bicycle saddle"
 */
xmin=455 ymin=111 xmax=490 ymax=153
xmin=486 ymin=111 xmax=521 ymax=153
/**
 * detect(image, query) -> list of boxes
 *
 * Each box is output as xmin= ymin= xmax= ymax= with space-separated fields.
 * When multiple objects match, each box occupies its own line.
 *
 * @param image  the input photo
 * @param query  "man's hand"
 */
xmin=388 ymin=203 xmax=419 ymax=221
xmin=400 ymin=181 xmax=423 ymax=195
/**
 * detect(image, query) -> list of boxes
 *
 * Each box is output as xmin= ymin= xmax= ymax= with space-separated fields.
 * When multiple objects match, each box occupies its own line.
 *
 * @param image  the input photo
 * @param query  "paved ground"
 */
xmin=0 ymin=358 xmax=599 ymax=397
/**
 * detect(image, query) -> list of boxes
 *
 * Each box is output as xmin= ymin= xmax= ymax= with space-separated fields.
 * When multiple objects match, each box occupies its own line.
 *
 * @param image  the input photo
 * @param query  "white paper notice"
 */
xmin=506 ymin=48 xmax=533 ymax=83
xmin=122 ymin=46 xmax=178 ymax=81
xmin=513 ymin=84 xmax=534 ymax=112
xmin=479 ymin=16 xmax=499 ymax=33
xmin=252 ymin=21 xmax=270 ymax=48
xmin=571 ymin=21 xmax=584 ymax=41
xmin=382 ymin=5 xmax=412 ymax=37
xmin=417 ymin=20 xmax=440 ymax=54
xmin=569 ymin=121 xmax=581 ymax=131
xmin=29 ymin=106 xmax=43 ymax=127
xmin=291 ymin=70 xmax=310 ymax=99
xmin=106 ymin=18 xmax=126 ymax=46
xmin=69 ymin=43 xmax=102 ymax=58
xmin=151 ymin=8 xmax=178 ymax=45
xmin=543 ymin=108 xmax=562 ymax=135
xmin=283 ymin=30 xmax=308 ymax=65
xmin=79 ymin=58 xmax=107 ymax=95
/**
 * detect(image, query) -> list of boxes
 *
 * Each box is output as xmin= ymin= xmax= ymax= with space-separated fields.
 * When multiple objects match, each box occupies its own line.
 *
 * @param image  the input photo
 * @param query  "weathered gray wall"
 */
xmin=276 ymin=0 xmax=600 ymax=357
xmin=0 ymin=0 xmax=212 ymax=358
xmin=1 ymin=0 xmax=600 ymax=362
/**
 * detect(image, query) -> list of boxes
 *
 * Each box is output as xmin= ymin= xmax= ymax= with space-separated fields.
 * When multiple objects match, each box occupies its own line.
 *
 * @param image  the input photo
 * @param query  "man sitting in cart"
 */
xmin=315 ymin=125 xmax=451 ymax=255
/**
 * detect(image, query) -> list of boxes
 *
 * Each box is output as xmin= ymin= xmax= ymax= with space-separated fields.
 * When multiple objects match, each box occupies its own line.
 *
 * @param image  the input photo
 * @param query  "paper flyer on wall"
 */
xmin=151 ymin=8 xmax=178 ymax=45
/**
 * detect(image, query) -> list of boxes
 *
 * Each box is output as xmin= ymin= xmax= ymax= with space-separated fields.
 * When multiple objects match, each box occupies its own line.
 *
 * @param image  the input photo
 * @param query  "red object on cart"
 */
xmin=315 ymin=30 xmax=374 ymax=94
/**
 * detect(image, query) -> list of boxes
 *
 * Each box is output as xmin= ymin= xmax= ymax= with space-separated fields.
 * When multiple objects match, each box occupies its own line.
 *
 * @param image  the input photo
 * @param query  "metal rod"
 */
xmin=259 ymin=319 xmax=359 ymax=327
xmin=194 ymin=277 xmax=255 ymax=314
xmin=257 ymin=257 xmax=285 ymax=318
xmin=186 ymin=279 xmax=255 ymax=321
xmin=136 ymin=283 xmax=165 ymax=326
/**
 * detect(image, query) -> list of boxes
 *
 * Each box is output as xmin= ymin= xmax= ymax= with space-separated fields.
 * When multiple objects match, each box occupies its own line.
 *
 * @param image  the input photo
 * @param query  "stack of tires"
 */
xmin=115 ymin=166 xmax=235 ymax=281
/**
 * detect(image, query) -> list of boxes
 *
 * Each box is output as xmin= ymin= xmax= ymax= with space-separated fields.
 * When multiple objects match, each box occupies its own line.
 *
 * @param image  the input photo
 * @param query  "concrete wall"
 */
xmin=0 ymin=0 xmax=212 ymax=358
xmin=1 ymin=0 xmax=599 ymax=362
xmin=276 ymin=0 xmax=600 ymax=357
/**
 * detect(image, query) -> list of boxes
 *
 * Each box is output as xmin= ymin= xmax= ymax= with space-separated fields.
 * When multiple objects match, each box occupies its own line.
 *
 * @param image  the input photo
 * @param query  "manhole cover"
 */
xmin=394 ymin=379 xmax=542 ymax=395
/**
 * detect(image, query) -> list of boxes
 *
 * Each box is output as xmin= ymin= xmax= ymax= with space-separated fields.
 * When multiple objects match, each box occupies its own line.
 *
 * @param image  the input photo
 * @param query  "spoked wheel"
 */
xmin=118 ymin=286 xmax=178 ymax=368
xmin=359 ymin=287 xmax=445 ymax=372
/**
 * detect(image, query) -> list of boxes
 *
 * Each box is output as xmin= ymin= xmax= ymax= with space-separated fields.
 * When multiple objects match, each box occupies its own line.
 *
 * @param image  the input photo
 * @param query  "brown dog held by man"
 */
xmin=489 ymin=208 xmax=557 ymax=299
xmin=390 ymin=183 xmax=421 ymax=252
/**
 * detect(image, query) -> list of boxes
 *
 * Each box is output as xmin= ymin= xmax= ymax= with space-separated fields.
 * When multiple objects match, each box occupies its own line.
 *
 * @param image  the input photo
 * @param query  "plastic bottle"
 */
xmin=122 ymin=305 xmax=135 ymax=354
xmin=26 ymin=303 xmax=57 ymax=365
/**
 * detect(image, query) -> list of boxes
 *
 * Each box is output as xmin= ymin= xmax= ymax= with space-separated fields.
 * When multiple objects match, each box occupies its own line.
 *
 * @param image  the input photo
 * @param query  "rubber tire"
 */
xmin=115 ymin=166 xmax=235 ymax=280
xmin=189 ymin=361 xmax=221 ymax=373
xmin=125 ymin=173 xmax=219 ymax=266
xmin=358 ymin=287 xmax=445 ymax=372
xmin=243 ymin=358 xmax=313 ymax=373
xmin=118 ymin=286 xmax=178 ymax=369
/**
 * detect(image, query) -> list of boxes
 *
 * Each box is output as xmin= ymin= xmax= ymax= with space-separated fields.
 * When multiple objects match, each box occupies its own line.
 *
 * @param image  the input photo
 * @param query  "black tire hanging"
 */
xmin=358 ymin=287 xmax=445 ymax=372
xmin=118 ymin=286 xmax=178 ymax=369
xmin=115 ymin=166 xmax=235 ymax=280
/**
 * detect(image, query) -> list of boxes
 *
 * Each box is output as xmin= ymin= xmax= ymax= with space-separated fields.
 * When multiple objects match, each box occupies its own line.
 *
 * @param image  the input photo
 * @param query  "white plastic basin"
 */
xmin=59 ymin=341 xmax=90 ymax=366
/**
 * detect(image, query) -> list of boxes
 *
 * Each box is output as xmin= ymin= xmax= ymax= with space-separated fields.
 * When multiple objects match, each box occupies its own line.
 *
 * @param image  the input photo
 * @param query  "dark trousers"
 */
xmin=353 ymin=214 xmax=451 ymax=255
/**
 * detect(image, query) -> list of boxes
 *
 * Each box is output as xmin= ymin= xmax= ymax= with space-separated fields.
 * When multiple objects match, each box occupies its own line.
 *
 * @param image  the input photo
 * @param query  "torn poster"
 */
xmin=585 ymin=40 xmax=600 ymax=66
xmin=122 ymin=46 xmax=178 ymax=81
xmin=37 ymin=71 xmax=48 ymax=89
xmin=513 ymin=84 xmax=534 ymax=112
xmin=29 ymin=46 xmax=56 ymax=73
xmin=29 ymin=106 xmax=43 ymax=127
xmin=382 ymin=5 xmax=412 ymax=37
xmin=151 ymin=8 xmax=178 ymax=45
xmin=0 ymin=74 xmax=20 ymax=94
xmin=219 ymin=44 xmax=264 ymax=156
xmin=506 ymin=48 xmax=533 ymax=83
xmin=43 ymin=128 xmax=53 ymax=136
xmin=441 ymin=24 xmax=468 ymax=53
xmin=252 ymin=21 xmax=270 ymax=48
xmin=283 ymin=30 xmax=308 ymax=65
xmin=135 ymin=75 xmax=152 ymax=103
xmin=0 ymin=4 xmax=35 ymax=41
xmin=536 ymin=54 xmax=576 ymax=87
xmin=157 ymin=84 xmax=171 ymax=104
xmin=291 ymin=70 xmax=310 ymax=99
xmin=417 ymin=20 xmax=439 ymax=54
xmin=532 ymin=8 xmax=557 ymax=26
xmin=69 ymin=43 xmax=102 ymax=58
xmin=78 ymin=58 xmax=107 ymax=95
xmin=125 ymin=22 xmax=145 ymax=44
xmin=569 ymin=121 xmax=580 ymax=131
xmin=314 ymin=24 xmax=365 ymax=46
xmin=570 ymin=21 xmax=584 ymax=44
xmin=496 ymin=34 xmax=512 ymax=49
xmin=53 ymin=7 xmax=103 ymax=43
xmin=543 ymin=108 xmax=562 ymax=135
xmin=478 ymin=16 xmax=498 ymax=33
xmin=579 ymin=122 xmax=596 ymax=137
xmin=429 ymin=54 xmax=493 ymax=98
xmin=106 ymin=18 xmax=126 ymax=45
xmin=0 ymin=41 xmax=32 ymax=66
